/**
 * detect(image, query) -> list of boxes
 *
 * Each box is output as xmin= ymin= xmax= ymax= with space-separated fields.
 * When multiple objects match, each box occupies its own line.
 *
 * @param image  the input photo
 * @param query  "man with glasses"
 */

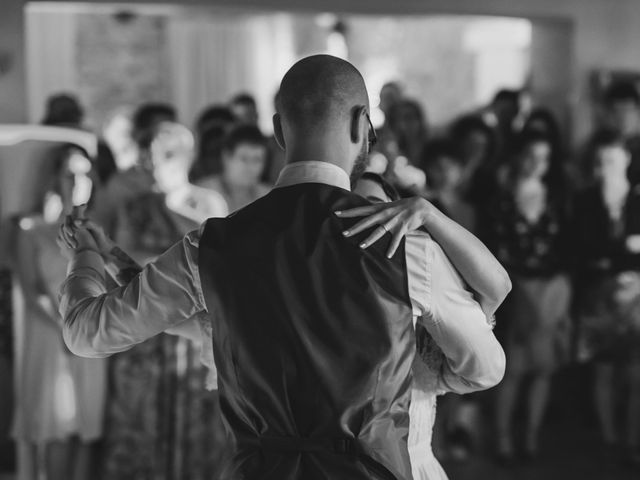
xmin=57 ymin=55 xmax=508 ymax=479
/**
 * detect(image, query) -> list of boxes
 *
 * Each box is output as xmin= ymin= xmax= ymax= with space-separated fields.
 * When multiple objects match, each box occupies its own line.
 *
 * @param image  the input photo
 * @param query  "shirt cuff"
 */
xmin=67 ymin=249 xmax=106 ymax=280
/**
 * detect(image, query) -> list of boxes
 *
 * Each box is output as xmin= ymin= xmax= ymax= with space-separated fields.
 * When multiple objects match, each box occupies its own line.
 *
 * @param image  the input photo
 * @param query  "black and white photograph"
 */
xmin=1 ymin=1 xmax=640 ymax=479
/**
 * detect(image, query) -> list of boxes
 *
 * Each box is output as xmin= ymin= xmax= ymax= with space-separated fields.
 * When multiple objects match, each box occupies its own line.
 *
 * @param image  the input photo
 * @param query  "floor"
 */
xmin=443 ymin=426 xmax=639 ymax=480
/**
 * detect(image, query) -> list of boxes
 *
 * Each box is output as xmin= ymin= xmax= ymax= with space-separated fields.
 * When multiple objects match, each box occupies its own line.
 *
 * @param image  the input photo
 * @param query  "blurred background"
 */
xmin=2 ymin=1 xmax=640 ymax=480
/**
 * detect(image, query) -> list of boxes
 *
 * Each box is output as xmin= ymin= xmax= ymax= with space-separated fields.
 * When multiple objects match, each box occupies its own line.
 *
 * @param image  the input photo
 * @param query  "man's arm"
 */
xmin=407 ymin=233 xmax=506 ymax=394
xmin=58 ymin=226 xmax=207 ymax=358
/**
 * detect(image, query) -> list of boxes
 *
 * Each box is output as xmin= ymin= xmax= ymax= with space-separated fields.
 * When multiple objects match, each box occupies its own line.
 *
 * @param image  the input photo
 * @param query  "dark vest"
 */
xmin=198 ymin=183 xmax=415 ymax=480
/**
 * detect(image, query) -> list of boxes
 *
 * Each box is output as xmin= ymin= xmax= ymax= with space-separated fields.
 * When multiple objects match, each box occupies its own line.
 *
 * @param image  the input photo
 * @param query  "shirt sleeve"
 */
xmin=405 ymin=232 xmax=506 ymax=394
xmin=59 ymin=228 xmax=207 ymax=358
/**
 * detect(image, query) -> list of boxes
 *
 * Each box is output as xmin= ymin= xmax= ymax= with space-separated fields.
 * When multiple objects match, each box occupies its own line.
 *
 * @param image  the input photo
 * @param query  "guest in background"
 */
xmin=41 ymin=93 xmax=85 ymax=129
xmin=92 ymin=103 xmax=176 ymax=236
xmin=449 ymin=115 xmax=500 ymax=217
xmin=12 ymin=145 xmax=107 ymax=480
xmin=195 ymin=104 xmax=236 ymax=137
xmin=420 ymin=138 xmax=475 ymax=232
xmin=131 ymin=103 xmax=177 ymax=166
xmin=387 ymin=98 xmax=429 ymax=167
xmin=573 ymin=129 xmax=640 ymax=464
xmin=190 ymin=105 xmax=236 ymax=183
xmin=521 ymin=107 xmax=574 ymax=193
xmin=484 ymin=89 xmax=523 ymax=153
xmin=379 ymin=81 xmax=404 ymax=121
xmin=197 ymin=125 xmax=270 ymax=214
xmin=602 ymin=81 xmax=640 ymax=185
xmin=489 ymin=130 xmax=572 ymax=463
xmin=230 ymin=92 xmax=259 ymax=126
xmin=102 ymin=122 xmax=227 ymax=480
xmin=100 ymin=106 xmax=138 ymax=171
xmin=370 ymin=81 xmax=405 ymax=176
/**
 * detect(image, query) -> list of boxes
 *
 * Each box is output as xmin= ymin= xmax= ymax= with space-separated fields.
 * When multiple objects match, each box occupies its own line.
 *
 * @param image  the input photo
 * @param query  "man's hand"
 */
xmin=335 ymin=197 xmax=433 ymax=258
xmin=57 ymin=216 xmax=100 ymax=260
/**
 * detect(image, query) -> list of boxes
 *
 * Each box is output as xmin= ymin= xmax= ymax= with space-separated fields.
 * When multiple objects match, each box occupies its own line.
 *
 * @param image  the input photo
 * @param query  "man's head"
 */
xmin=230 ymin=93 xmax=259 ymax=126
xmin=221 ymin=125 xmax=268 ymax=188
xmin=273 ymin=55 xmax=372 ymax=180
xmin=603 ymin=81 xmax=640 ymax=137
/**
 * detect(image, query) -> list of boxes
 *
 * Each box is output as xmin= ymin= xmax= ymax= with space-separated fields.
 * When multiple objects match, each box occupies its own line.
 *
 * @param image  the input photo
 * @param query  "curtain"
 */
xmin=166 ymin=13 xmax=295 ymax=132
xmin=25 ymin=9 xmax=78 ymax=123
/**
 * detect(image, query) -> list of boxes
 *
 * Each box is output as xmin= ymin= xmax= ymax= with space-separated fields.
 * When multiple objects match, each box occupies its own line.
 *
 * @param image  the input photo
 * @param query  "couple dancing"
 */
xmin=57 ymin=55 xmax=508 ymax=480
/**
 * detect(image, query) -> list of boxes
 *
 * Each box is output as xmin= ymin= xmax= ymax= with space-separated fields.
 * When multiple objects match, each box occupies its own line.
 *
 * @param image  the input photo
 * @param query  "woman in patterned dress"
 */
xmin=487 ymin=130 xmax=572 ymax=462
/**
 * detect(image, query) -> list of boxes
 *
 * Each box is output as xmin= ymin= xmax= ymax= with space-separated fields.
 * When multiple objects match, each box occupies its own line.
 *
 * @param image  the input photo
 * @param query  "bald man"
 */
xmin=57 ymin=55 xmax=508 ymax=479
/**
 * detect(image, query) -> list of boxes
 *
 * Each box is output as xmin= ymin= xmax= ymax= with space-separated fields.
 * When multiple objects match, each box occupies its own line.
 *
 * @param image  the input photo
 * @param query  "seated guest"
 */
xmin=197 ymin=125 xmax=270 ymax=213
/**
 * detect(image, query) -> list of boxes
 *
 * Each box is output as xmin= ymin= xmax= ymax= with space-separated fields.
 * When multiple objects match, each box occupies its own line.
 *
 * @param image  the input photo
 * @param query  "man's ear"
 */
xmin=273 ymin=113 xmax=285 ymax=151
xmin=350 ymin=105 xmax=367 ymax=145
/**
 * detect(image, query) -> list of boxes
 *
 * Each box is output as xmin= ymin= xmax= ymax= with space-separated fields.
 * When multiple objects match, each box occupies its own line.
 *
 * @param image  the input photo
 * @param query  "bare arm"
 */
xmin=337 ymin=197 xmax=511 ymax=318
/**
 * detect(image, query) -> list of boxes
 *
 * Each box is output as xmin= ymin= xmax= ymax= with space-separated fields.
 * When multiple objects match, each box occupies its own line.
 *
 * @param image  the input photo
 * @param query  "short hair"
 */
xmin=276 ymin=55 xmax=368 ymax=127
xmin=513 ymin=129 xmax=553 ymax=155
xmin=195 ymin=105 xmax=236 ymax=134
xmin=132 ymin=103 xmax=176 ymax=145
xmin=42 ymin=93 xmax=84 ymax=127
xmin=230 ymin=93 xmax=257 ymax=108
xmin=355 ymin=172 xmax=400 ymax=202
xmin=589 ymin=128 xmax=627 ymax=152
xmin=492 ymin=89 xmax=521 ymax=106
xmin=222 ymin=125 xmax=266 ymax=154
xmin=604 ymin=81 xmax=640 ymax=106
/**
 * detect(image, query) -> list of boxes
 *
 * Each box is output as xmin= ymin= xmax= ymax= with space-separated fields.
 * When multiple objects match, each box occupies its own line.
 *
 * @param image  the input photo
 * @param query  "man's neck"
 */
xmin=284 ymin=146 xmax=351 ymax=178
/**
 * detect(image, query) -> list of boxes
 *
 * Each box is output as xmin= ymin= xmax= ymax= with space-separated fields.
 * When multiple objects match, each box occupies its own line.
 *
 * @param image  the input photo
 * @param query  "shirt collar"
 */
xmin=275 ymin=161 xmax=351 ymax=191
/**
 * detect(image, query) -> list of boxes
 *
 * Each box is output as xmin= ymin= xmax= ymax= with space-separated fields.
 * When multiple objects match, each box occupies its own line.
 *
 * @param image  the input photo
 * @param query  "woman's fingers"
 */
xmin=62 ymin=217 xmax=78 ymax=248
xmin=386 ymin=226 xmax=407 ymax=258
xmin=334 ymin=204 xmax=386 ymax=218
xmin=359 ymin=225 xmax=389 ymax=249
xmin=342 ymin=208 xmax=398 ymax=237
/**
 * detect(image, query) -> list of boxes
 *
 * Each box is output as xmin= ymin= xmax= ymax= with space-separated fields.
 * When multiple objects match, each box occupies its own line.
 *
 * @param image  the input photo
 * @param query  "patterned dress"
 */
xmin=484 ymin=190 xmax=572 ymax=370
xmin=101 ymin=191 xmax=227 ymax=480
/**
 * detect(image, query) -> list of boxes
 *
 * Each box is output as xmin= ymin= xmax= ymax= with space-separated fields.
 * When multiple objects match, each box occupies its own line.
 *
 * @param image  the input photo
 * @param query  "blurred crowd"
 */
xmin=5 ymin=78 xmax=640 ymax=479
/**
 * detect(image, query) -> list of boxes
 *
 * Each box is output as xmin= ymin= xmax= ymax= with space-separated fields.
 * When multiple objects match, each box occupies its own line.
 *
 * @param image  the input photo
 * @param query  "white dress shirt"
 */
xmin=59 ymin=160 xmax=505 ymax=480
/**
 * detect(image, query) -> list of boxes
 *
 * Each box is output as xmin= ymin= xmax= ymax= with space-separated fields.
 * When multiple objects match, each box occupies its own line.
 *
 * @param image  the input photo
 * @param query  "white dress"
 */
xmin=408 ymin=326 xmax=449 ymax=480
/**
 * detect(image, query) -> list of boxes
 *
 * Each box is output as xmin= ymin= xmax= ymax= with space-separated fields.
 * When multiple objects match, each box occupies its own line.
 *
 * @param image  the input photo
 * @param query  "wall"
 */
xmin=0 ymin=0 xmax=639 ymax=134
xmin=1 ymin=0 xmax=636 ymax=142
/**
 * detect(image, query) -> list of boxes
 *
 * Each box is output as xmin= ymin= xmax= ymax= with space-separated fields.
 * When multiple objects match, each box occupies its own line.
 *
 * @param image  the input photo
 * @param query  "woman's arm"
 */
xmin=337 ymin=197 xmax=512 ymax=318
xmin=15 ymin=225 xmax=60 ymax=325
xmin=421 ymin=204 xmax=512 ymax=318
